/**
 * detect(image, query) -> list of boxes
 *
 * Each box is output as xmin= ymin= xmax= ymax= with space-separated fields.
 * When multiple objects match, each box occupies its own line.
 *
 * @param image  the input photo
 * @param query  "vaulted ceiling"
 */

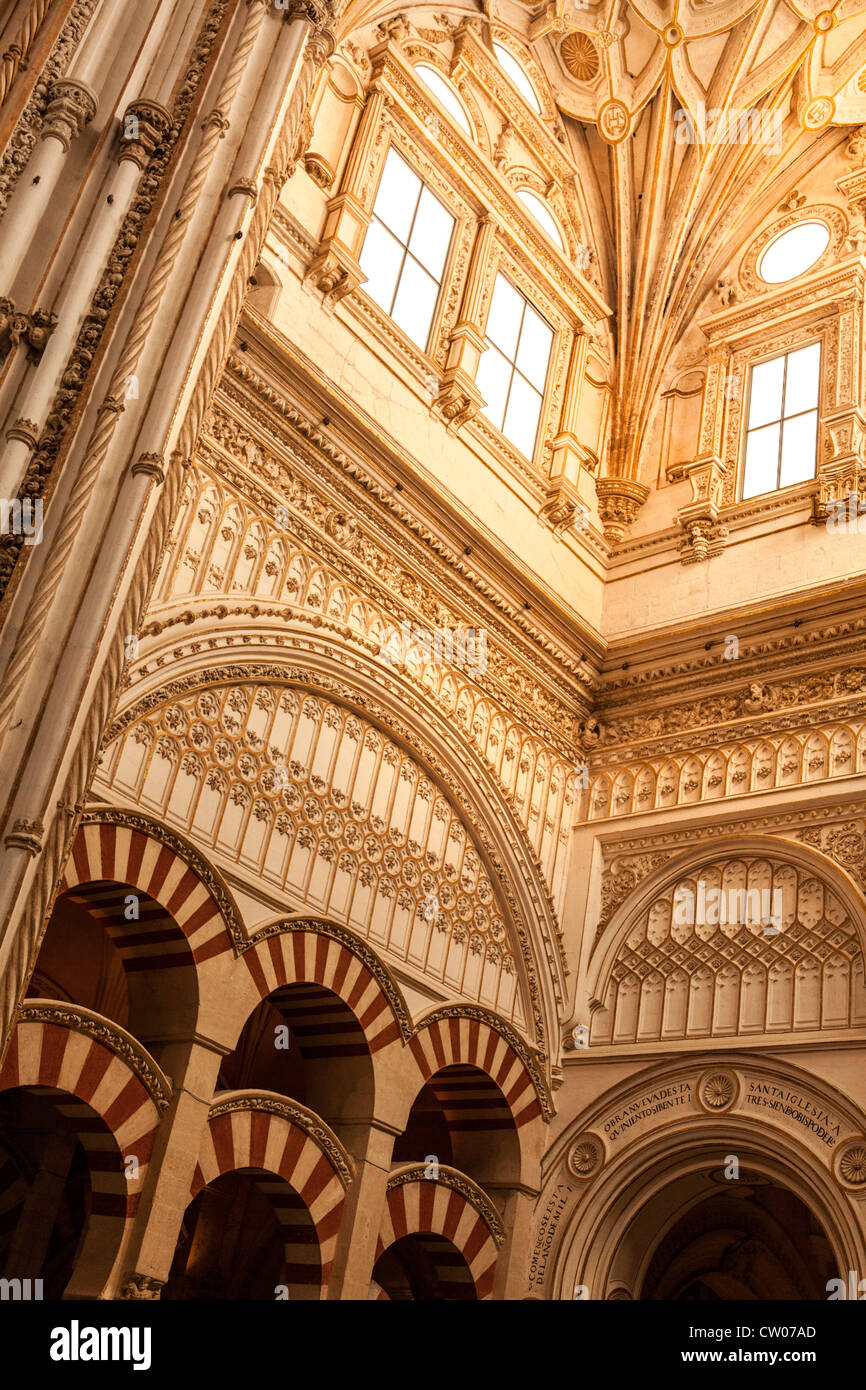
xmin=336 ymin=0 xmax=866 ymax=479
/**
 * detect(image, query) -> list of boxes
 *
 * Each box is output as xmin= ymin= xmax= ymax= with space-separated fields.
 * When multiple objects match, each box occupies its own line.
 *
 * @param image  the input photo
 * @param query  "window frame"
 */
xmin=358 ymin=143 xmax=457 ymax=355
xmin=739 ymin=338 xmax=822 ymax=501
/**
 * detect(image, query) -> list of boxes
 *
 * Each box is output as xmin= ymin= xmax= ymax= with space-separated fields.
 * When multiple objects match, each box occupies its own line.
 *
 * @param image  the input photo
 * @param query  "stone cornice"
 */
xmin=229 ymin=323 xmax=602 ymax=674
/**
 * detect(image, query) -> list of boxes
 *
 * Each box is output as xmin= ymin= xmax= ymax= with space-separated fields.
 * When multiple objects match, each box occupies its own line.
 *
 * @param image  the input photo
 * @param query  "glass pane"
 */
xmin=492 ymin=42 xmax=541 ymax=113
xmin=408 ymin=188 xmax=454 ymax=280
xmin=779 ymin=410 xmax=817 ymax=487
xmin=503 ymin=373 xmax=542 ymax=457
xmin=413 ymin=65 xmax=472 ymax=136
xmin=742 ymin=422 xmax=780 ymax=498
xmin=784 ymin=342 xmax=820 ymax=416
xmin=359 ymin=219 xmax=403 ymax=312
xmin=486 ymin=275 xmax=523 ymax=359
xmin=373 ymin=150 xmax=420 ymax=243
xmin=748 ymin=356 xmax=785 ymax=429
xmin=476 ymin=346 xmax=511 ymax=429
xmin=758 ymin=221 xmax=830 ymax=284
xmin=391 ymin=257 xmax=438 ymax=348
xmin=515 ymin=307 xmax=553 ymax=392
xmin=515 ymin=189 xmax=564 ymax=250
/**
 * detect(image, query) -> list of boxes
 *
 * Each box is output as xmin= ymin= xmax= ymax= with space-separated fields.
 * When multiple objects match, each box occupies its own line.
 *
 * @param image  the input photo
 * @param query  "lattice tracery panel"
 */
xmin=96 ymin=683 xmax=524 ymax=1026
xmin=593 ymin=857 xmax=866 ymax=1045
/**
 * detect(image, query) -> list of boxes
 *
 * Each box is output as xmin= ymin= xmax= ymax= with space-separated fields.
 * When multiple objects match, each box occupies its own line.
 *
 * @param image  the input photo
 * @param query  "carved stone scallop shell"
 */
xmin=560 ymin=33 xmax=599 ymax=82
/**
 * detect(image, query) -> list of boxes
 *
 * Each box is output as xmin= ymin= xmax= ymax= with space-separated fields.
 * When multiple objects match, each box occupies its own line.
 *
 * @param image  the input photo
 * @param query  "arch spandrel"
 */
xmin=95 ymin=670 xmax=559 ymax=1052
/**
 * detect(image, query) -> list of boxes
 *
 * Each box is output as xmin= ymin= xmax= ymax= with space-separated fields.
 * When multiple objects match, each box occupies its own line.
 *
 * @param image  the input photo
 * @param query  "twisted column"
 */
xmin=0 ymin=0 xmax=54 ymax=109
xmin=0 ymin=0 xmax=268 ymax=748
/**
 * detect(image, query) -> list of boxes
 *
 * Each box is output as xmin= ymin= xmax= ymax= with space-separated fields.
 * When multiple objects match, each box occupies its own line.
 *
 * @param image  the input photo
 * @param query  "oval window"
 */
xmin=758 ymin=221 xmax=830 ymax=284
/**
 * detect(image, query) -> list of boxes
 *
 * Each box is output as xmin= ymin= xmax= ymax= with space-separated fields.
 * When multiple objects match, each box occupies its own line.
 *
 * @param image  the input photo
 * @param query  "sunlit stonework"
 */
xmin=0 ymin=0 xmax=865 ymax=1314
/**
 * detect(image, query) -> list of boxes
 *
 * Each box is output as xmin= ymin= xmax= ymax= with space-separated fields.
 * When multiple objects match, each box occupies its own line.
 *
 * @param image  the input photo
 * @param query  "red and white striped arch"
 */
xmin=241 ymin=927 xmax=403 ymax=1055
xmin=409 ymin=1013 xmax=542 ymax=1128
xmin=0 ymin=1017 xmax=162 ymax=1222
xmin=60 ymin=820 xmax=233 ymax=966
xmin=377 ymin=1178 xmax=499 ymax=1299
xmin=190 ymin=1102 xmax=348 ymax=1295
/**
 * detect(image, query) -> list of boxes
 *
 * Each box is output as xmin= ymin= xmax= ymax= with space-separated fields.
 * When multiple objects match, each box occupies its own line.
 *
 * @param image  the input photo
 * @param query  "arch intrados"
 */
xmin=554 ymin=1122 xmax=856 ymax=1300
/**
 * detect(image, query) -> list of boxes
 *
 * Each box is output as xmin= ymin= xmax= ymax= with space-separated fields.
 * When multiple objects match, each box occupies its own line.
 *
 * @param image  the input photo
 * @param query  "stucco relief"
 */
xmin=96 ymin=680 xmax=526 ymax=1026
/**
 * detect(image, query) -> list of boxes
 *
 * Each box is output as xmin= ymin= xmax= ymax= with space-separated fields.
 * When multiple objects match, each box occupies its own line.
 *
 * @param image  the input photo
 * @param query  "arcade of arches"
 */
xmin=3 ymin=0 xmax=866 ymax=1302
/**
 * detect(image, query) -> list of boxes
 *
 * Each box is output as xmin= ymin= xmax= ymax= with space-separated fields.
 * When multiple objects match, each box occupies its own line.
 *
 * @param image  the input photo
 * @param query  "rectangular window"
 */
xmin=359 ymin=148 xmax=455 ymax=352
xmin=742 ymin=342 xmax=820 ymax=499
xmin=476 ymin=273 xmax=553 ymax=458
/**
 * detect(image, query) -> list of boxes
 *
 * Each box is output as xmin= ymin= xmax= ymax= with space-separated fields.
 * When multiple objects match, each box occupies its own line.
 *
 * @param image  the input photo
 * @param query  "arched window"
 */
xmin=413 ymin=63 xmax=473 ymax=137
xmin=515 ymin=189 xmax=564 ymax=251
xmin=492 ymin=41 xmax=541 ymax=114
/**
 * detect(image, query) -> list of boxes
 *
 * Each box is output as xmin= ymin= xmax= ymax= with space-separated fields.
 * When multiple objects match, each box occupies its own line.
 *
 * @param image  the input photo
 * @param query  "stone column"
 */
xmin=0 ymin=99 xmax=169 ymax=498
xmin=325 ymin=1118 xmax=398 ymax=1299
xmin=0 ymin=77 xmax=97 ymax=294
xmin=106 ymin=1036 xmax=224 ymax=1299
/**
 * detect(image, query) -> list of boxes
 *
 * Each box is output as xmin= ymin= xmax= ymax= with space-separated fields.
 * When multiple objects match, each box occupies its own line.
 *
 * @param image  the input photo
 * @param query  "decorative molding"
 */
xmin=19 ymin=1000 xmax=173 ymax=1110
xmin=209 ymin=1089 xmax=354 ymax=1186
xmin=386 ymin=1161 xmax=505 ymax=1245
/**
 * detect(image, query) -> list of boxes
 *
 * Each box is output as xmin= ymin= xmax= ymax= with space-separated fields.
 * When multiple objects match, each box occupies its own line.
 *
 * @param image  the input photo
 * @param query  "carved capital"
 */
xmin=539 ymin=476 xmax=586 ymax=537
xmin=594 ymin=478 xmax=648 ymax=544
xmin=119 ymin=1273 xmax=165 ymax=1300
xmin=3 ymin=818 xmax=44 ymax=856
xmin=303 ymin=152 xmax=335 ymax=190
xmin=227 ymin=176 xmax=258 ymax=204
xmin=42 ymin=78 xmax=97 ymax=151
xmin=303 ymin=242 xmax=363 ymax=313
xmin=118 ymin=99 xmax=171 ymax=168
xmin=131 ymin=452 xmax=165 ymax=484
xmin=811 ymin=412 xmax=866 ymax=524
xmin=675 ymin=457 xmax=729 ymax=562
xmin=201 ymin=108 xmax=230 ymax=136
xmin=677 ymin=515 xmax=729 ymax=564
xmin=432 ymin=366 xmax=484 ymax=435
xmin=6 ymin=417 xmax=38 ymax=448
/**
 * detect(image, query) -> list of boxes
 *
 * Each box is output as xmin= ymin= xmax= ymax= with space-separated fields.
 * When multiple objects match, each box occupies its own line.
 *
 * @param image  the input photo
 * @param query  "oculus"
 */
xmin=757 ymin=220 xmax=830 ymax=284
